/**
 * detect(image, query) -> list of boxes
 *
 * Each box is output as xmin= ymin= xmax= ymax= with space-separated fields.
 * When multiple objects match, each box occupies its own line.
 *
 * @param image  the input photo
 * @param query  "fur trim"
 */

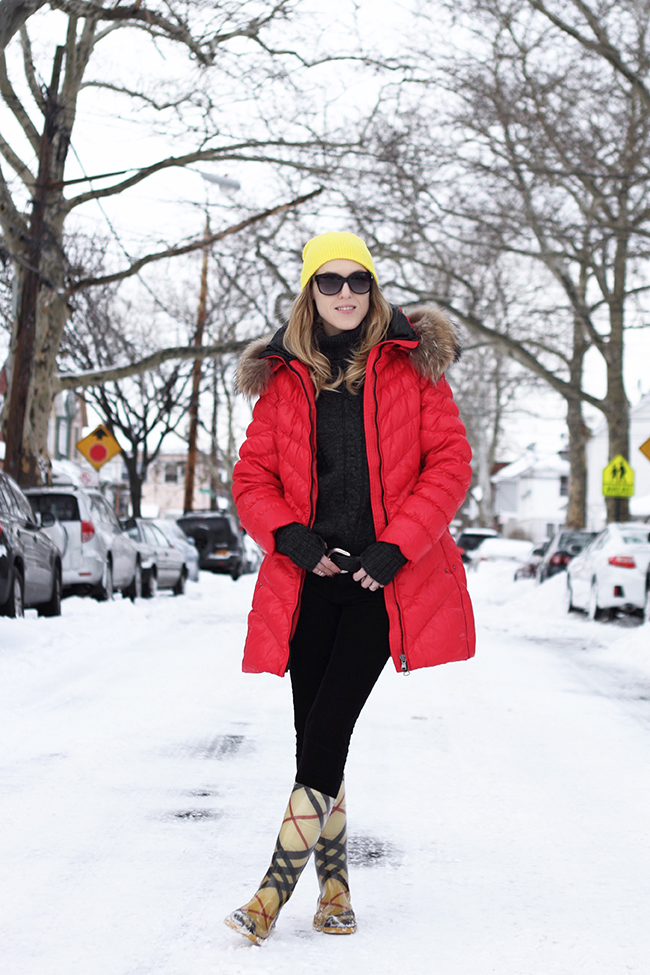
xmin=236 ymin=335 xmax=275 ymax=398
xmin=235 ymin=305 xmax=460 ymax=397
xmin=406 ymin=306 xmax=461 ymax=383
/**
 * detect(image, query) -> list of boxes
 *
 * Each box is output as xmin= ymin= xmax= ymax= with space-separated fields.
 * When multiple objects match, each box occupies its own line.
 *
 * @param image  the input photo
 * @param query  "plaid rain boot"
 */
xmin=313 ymin=781 xmax=357 ymax=934
xmin=224 ymin=783 xmax=333 ymax=944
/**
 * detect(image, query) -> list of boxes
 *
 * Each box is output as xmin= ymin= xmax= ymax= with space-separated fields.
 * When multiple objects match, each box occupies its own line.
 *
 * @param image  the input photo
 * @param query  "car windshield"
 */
xmin=458 ymin=533 xmax=494 ymax=551
xmin=556 ymin=531 xmax=595 ymax=551
xmin=179 ymin=516 xmax=237 ymax=545
xmin=28 ymin=493 xmax=80 ymax=521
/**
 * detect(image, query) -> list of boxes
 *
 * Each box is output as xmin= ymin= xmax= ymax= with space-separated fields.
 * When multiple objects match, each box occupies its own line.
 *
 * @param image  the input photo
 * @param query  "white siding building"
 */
xmin=492 ymin=449 xmax=570 ymax=541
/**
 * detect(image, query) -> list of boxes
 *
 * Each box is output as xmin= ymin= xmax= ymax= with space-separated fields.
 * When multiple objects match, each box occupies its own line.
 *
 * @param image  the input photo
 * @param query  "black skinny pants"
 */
xmin=289 ymin=572 xmax=391 ymax=799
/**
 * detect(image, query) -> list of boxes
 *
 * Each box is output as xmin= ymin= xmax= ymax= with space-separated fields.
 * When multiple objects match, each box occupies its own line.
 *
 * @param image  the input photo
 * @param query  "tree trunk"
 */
xmin=604 ymin=233 xmax=631 ymax=522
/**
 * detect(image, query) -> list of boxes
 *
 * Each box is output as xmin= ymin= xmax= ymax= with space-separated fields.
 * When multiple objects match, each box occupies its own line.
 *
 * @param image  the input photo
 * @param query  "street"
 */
xmin=1 ymin=565 xmax=649 ymax=975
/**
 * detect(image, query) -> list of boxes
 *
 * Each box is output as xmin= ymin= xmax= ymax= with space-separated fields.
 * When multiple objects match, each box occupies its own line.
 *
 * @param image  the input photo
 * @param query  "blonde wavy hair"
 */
xmin=283 ymin=278 xmax=393 ymax=395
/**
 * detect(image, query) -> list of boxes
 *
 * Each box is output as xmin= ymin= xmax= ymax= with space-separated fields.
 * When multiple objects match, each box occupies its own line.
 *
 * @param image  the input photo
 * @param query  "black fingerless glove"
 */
xmin=360 ymin=541 xmax=407 ymax=586
xmin=274 ymin=523 xmax=327 ymax=572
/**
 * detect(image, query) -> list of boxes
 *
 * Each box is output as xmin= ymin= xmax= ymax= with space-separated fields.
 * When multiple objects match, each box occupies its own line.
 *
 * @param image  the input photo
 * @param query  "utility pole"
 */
xmin=209 ymin=358 xmax=220 ymax=510
xmin=4 ymin=45 xmax=65 ymax=486
xmin=183 ymin=214 xmax=210 ymax=513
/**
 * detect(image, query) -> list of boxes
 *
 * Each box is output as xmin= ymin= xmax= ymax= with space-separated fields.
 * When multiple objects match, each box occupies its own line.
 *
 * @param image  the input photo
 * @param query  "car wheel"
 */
xmin=125 ymin=561 xmax=143 ymax=602
xmin=38 ymin=565 xmax=62 ymax=617
xmin=1 ymin=567 xmax=24 ymax=618
xmin=143 ymin=568 xmax=158 ymax=599
xmin=230 ymin=563 xmax=242 ymax=581
xmin=172 ymin=567 xmax=187 ymax=596
xmin=94 ymin=560 xmax=114 ymax=602
xmin=564 ymin=578 xmax=575 ymax=614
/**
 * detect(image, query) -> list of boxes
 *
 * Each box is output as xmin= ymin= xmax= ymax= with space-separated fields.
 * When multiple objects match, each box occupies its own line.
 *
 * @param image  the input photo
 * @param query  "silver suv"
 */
xmin=26 ymin=486 xmax=139 ymax=600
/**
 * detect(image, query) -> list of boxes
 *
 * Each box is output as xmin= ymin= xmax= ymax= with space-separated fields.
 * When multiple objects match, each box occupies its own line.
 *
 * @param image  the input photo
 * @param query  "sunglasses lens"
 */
xmin=316 ymin=274 xmax=344 ymax=295
xmin=315 ymin=272 xmax=372 ymax=295
xmin=348 ymin=272 xmax=372 ymax=294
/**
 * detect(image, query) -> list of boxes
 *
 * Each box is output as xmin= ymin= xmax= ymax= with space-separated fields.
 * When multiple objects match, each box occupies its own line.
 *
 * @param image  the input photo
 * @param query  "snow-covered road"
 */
xmin=1 ymin=565 xmax=649 ymax=975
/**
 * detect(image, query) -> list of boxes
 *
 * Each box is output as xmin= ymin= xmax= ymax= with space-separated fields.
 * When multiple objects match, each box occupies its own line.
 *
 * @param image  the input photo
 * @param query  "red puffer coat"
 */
xmin=233 ymin=305 xmax=475 ymax=676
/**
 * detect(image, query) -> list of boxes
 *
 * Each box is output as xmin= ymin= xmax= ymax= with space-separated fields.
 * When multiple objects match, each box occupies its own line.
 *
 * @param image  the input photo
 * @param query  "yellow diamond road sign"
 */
xmin=76 ymin=424 xmax=122 ymax=471
xmin=602 ymin=454 xmax=634 ymax=498
xmin=640 ymin=436 xmax=650 ymax=463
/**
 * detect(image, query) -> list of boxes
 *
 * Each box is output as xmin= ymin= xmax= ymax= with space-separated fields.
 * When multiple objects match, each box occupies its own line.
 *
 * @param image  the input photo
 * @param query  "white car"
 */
xmin=566 ymin=522 xmax=650 ymax=621
xmin=26 ymin=486 xmax=139 ymax=601
xmin=153 ymin=519 xmax=200 ymax=582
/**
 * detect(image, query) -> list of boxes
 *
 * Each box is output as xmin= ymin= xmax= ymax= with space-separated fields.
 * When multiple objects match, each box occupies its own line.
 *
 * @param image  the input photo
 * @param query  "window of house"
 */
xmin=164 ymin=463 xmax=178 ymax=484
xmin=559 ymin=475 xmax=569 ymax=497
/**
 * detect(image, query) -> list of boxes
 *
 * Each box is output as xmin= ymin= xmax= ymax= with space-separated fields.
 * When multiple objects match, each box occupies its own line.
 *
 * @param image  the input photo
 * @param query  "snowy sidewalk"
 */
xmin=1 ymin=567 xmax=649 ymax=974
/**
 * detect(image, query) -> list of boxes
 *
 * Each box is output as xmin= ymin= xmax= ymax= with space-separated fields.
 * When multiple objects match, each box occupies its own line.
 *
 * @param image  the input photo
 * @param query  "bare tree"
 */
xmin=0 ymin=0 xmax=331 ymax=486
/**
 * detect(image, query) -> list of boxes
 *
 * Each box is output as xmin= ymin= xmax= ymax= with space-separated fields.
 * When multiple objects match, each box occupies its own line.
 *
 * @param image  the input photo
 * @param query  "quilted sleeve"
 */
xmin=378 ymin=375 xmax=472 ymax=562
xmin=232 ymin=381 xmax=300 ymax=554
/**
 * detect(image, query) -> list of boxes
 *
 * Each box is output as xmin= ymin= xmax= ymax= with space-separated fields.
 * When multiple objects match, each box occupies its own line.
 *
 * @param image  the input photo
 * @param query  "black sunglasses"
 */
xmin=314 ymin=271 xmax=373 ymax=295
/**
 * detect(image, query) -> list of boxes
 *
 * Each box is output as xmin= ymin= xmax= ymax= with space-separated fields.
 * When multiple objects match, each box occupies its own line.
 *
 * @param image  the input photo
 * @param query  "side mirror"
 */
xmin=40 ymin=512 xmax=56 ymax=528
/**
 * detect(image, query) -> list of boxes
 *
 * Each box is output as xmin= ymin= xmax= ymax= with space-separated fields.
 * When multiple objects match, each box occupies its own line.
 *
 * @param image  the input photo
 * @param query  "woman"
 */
xmin=225 ymin=232 xmax=475 ymax=945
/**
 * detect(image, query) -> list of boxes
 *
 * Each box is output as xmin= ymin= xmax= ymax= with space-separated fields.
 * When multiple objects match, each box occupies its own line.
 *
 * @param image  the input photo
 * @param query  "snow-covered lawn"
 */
xmin=1 ymin=565 xmax=649 ymax=974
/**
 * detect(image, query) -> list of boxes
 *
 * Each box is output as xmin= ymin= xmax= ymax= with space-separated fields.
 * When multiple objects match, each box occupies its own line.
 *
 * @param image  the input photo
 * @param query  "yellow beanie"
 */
xmin=300 ymin=232 xmax=378 ymax=291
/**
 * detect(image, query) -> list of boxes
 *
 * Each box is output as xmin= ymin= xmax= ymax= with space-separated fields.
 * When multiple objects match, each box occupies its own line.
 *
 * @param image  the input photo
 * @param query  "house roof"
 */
xmin=492 ymin=450 xmax=569 ymax=483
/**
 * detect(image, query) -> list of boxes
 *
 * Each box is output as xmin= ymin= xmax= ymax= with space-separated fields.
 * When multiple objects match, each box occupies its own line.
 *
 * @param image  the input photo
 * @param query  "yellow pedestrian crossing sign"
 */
xmin=76 ymin=424 xmax=122 ymax=470
xmin=602 ymin=455 xmax=634 ymax=498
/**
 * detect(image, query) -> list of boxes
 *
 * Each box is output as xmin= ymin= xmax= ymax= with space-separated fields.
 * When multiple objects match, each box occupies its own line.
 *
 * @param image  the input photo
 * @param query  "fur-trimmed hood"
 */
xmin=236 ymin=305 xmax=460 ymax=398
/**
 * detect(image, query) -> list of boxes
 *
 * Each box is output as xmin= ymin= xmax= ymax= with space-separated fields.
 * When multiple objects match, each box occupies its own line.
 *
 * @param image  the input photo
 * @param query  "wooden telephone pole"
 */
xmin=183 ymin=215 xmax=210 ymax=513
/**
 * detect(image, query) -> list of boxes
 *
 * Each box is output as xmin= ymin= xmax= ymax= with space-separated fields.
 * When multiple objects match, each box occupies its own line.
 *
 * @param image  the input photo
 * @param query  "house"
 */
xmin=491 ymin=448 xmax=570 ymax=540
xmin=585 ymin=392 xmax=650 ymax=529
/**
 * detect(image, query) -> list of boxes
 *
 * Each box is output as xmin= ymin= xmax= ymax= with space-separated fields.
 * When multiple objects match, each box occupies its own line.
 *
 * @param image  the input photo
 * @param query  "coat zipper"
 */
xmin=285 ymin=361 xmax=318 ymax=658
xmin=368 ymin=345 xmax=410 ymax=675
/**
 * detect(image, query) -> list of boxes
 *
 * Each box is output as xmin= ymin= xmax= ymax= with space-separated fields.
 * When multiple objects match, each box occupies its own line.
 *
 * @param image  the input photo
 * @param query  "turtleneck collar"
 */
xmin=315 ymin=323 xmax=363 ymax=362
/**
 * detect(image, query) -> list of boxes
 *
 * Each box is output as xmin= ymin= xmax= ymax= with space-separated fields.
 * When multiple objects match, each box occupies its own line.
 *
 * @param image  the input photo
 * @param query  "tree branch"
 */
xmin=57 ymin=337 xmax=251 ymax=391
xmin=526 ymin=0 xmax=650 ymax=110
xmin=0 ymin=49 xmax=40 ymax=151
xmin=0 ymin=0 xmax=48 ymax=52
xmin=19 ymin=25 xmax=45 ymax=112
xmin=66 ymin=187 xmax=323 ymax=294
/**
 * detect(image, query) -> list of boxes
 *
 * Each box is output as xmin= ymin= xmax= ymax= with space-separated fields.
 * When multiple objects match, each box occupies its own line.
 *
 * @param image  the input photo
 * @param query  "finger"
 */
xmin=320 ymin=556 xmax=341 ymax=574
xmin=352 ymin=568 xmax=366 ymax=582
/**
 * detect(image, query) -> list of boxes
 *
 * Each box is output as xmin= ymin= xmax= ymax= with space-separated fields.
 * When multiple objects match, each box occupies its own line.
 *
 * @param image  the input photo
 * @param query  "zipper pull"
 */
xmin=399 ymin=653 xmax=410 ymax=676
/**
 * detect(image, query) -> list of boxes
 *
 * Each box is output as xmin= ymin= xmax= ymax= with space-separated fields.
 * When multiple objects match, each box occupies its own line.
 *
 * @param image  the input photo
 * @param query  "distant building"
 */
xmin=492 ymin=449 xmax=570 ymax=540
xmin=140 ymin=451 xmax=214 ymax=517
xmin=585 ymin=392 xmax=650 ymax=529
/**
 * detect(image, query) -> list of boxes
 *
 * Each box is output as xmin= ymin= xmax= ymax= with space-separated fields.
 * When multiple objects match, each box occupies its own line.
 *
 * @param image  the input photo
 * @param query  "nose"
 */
xmin=338 ymin=281 xmax=352 ymax=296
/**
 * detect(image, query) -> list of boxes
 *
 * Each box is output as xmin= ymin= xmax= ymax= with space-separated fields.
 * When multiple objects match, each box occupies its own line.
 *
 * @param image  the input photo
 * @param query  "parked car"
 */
xmin=153 ymin=518 xmax=200 ymax=581
xmin=455 ymin=527 xmax=500 ymax=564
xmin=242 ymin=532 xmax=263 ymax=573
xmin=177 ymin=511 xmax=246 ymax=579
xmin=536 ymin=529 xmax=597 ymax=582
xmin=566 ymin=522 xmax=650 ymax=621
xmin=514 ymin=539 xmax=550 ymax=580
xmin=121 ymin=518 xmax=187 ymax=597
xmin=25 ymin=485 xmax=139 ymax=600
xmin=467 ymin=537 xmax=534 ymax=570
xmin=0 ymin=472 xmax=62 ymax=618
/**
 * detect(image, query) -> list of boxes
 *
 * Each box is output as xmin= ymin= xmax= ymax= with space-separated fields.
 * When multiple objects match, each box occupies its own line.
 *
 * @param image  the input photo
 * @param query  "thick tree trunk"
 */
xmin=604 ymin=238 xmax=631 ymax=523
xmin=565 ymin=397 xmax=589 ymax=528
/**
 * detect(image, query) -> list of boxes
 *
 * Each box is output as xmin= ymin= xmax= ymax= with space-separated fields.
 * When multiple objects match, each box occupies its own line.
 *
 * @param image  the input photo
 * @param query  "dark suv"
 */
xmin=0 ymin=471 xmax=62 ymax=617
xmin=177 ymin=512 xmax=246 ymax=580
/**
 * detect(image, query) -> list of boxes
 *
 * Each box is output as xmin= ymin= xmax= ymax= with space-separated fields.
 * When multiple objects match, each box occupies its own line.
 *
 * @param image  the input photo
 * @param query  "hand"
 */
xmin=353 ymin=567 xmax=383 ymax=591
xmin=312 ymin=555 xmax=340 ymax=578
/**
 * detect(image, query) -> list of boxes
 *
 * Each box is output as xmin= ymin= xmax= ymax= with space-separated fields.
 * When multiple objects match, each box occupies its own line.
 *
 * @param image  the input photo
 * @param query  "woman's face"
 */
xmin=311 ymin=259 xmax=371 ymax=337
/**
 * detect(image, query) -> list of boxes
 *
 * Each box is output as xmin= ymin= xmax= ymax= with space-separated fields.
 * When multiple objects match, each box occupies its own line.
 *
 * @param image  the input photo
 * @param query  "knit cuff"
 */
xmin=360 ymin=541 xmax=407 ymax=586
xmin=274 ymin=523 xmax=326 ymax=572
